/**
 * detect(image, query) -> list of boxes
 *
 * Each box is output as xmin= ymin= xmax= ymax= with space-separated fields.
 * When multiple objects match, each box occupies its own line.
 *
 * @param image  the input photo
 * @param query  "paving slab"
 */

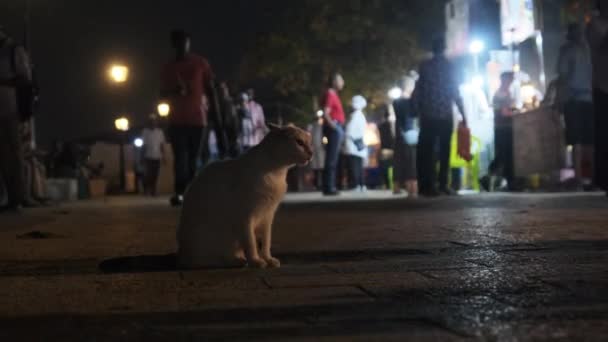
xmin=0 ymin=193 xmax=607 ymax=340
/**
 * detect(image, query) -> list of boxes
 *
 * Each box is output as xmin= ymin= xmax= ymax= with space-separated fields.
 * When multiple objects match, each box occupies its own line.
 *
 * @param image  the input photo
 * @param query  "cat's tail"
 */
xmin=99 ymin=253 xmax=177 ymax=274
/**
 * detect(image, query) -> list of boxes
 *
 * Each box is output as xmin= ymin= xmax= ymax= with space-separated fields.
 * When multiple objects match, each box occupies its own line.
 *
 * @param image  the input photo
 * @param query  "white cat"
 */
xmin=177 ymin=124 xmax=313 ymax=269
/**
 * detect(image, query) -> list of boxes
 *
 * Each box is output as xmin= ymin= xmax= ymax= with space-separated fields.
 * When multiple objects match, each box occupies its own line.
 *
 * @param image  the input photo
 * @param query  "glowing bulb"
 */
xmin=513 ymin=64 xmax=521 ymax=72
xmin=114 ymin=117 xmax=130 ymax=132
xmin=157 ymin=102 xmax=171 ymax=117
xmin=521 ymin=84 xmax=536 ymax=104
xmin=134 ymin=138 xmax=143 ymax=148
xmin=469 ymin=40 xmax=485 ymax=55
xmin=108 ymin=64 xmax=129 ymax=83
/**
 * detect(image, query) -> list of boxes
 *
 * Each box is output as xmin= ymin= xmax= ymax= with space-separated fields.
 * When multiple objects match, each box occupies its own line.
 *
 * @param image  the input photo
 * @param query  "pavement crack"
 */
xmin=356 ymin=285 xmax=378 ymax=299
xmin=261 ymin=277 xmax=274 ymax=289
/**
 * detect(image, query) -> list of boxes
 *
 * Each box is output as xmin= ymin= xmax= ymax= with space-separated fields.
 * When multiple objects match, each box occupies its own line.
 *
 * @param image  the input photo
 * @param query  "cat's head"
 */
xmin=266 ymin=123 xmax=313 ymax=166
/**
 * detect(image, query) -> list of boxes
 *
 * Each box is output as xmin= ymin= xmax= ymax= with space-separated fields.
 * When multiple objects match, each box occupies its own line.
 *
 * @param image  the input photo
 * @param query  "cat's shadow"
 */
xmin=99 ymin=254 xmax=179 ymax=274
xmin=99 ymin=247 xmax=429 ymax=273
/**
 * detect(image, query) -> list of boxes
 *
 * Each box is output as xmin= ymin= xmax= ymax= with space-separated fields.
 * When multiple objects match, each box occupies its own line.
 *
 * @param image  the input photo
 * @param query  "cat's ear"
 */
xmin=268 ymin=123 xmax=282 ymax=131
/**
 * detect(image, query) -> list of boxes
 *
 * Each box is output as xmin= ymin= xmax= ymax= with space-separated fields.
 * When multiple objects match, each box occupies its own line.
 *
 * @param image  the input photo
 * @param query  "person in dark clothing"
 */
xmin=378 ymin=109 xmax=395 ymax=189
xmin=393 ymin=74 xmax=419 ymax=197
xmin=588 ymin=3 xmax=608 ymax=195
xmin=0 ymin=26 xmax=31 ymax=212
xmin=53 ymin=142 xmax=79 ymax=178
xmin=558 ymin=23 xmax=594 ymax=188
xmin=160 ymin=29 xmax=223 ymax=206
xmin=490 ymin=72 xmax=516 ymax=190
xmin=413 ymin=37 xmax=467 ymax=197
xmin=219 ymin=82 xmax=241 ymax=158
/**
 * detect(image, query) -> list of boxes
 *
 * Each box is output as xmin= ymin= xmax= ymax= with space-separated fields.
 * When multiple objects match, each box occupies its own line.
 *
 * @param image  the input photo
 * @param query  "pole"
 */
xmin=473 ymin=54 xmax=479 ymax=75
xmin=24 ymin=0 xmax=36 ymax=149
xmin=24 ymin=0 xmax=31 ymax=50
xmin=119 ymin=133 xmax=126 ymax=192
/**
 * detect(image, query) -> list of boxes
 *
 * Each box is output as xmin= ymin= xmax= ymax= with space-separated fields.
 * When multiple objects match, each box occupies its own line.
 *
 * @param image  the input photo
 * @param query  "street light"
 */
xmin=157 ymin=102 xmax=171 ymax=117
xmin=114 ymin=116 xmax=129 ymax=192
xmin=134 ymin=138 xmax=144 ymax=148
xmin=114 ymin=117 xmax=130 ymax=131
xmin=108 ymin=64 xmax=129 ymax=83
xmin=469 ymin=40 xmax=485 ymax=77
xmin=469 ymin=40 xmax=485 ymax=55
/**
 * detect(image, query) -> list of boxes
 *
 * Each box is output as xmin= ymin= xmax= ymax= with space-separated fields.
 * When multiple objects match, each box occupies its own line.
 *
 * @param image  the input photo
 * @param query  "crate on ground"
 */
xmin=88 ymin=179 xmax=107 ymax=198
xmin=46 ymin=178 xmax=78 ymax=202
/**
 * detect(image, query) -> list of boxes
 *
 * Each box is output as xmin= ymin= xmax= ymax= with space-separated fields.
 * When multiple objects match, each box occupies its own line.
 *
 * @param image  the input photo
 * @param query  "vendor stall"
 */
xmin=513 ymin=106 xmax=565 ymax=178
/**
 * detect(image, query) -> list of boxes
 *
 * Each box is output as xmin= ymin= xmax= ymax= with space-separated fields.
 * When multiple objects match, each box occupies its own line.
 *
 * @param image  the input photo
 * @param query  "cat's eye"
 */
xmin=296 ymin=139 xmax=306 ymax=147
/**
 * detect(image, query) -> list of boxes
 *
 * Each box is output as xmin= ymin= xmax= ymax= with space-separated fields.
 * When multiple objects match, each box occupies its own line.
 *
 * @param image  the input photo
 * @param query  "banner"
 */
xmin=501 ymin=0 xmax=536 ymax=45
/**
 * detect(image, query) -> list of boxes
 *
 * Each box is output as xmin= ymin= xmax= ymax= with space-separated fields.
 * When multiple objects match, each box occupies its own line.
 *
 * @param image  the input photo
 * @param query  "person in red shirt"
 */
xmin=160 ymin=30 xmax=223 ymax=206
xmin=321 ymin=73 xmax=346 ymax=196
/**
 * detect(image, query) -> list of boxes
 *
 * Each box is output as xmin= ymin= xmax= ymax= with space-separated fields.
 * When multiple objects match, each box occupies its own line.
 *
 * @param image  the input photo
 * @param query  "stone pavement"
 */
xmin=0 ymin=192 xmax=607 ymax=341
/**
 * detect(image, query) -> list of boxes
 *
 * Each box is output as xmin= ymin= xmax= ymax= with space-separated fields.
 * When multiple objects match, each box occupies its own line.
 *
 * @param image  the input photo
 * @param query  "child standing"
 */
xmin=344 ymin=95 xmax=369 ymax=192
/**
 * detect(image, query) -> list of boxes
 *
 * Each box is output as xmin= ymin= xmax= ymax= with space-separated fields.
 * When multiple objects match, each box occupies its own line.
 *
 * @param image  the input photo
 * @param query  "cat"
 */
xmin=176 ymin=123 xmax=313 ymax=269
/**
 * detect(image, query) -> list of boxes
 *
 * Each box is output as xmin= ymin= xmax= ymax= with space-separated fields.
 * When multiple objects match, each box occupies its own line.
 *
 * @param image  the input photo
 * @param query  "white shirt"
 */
xmin=142 ymin=128 xmax=165 ymax=160
xmin=343 ymin=110 xmax=368 ymax=159
xmin=246 ymin=101 xmax=267 ymax=146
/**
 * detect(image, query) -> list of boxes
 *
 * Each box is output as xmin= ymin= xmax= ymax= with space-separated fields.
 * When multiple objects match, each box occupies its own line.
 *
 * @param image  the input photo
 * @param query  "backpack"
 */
xmin=10 ymin=45 xmax=39 ymax=122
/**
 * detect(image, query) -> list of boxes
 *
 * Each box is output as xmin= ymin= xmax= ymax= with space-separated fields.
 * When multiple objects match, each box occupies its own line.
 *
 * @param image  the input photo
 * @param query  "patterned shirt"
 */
xmin=413 ymin=55 xmax=464 ymax=120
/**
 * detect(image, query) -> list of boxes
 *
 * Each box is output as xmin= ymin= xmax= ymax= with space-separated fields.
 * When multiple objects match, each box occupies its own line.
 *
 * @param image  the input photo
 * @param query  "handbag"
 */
xmin=351 ymin=137 xmax=365 ymax=151
xmin=402 ymin=129 xmax=419 ymax=146
xmin=457 ymin=123 xmax=472 ymax=162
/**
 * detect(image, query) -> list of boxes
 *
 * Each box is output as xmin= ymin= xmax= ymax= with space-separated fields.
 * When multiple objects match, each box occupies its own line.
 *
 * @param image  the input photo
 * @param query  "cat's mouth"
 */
xmin=298 ymin=156 xmax=313 ymax=167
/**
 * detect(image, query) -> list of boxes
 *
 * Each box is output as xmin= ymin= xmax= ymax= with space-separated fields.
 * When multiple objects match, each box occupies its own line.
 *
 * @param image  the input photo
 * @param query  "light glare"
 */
xmin=469 ymin=40 xmax=485 ymax=54
xmin=109 ymin=64 xmax=129 ymax=83
xmin=157 ymin=102 xmax=171 ymax=117
xmin=388 ymin=87 xmax=402 ymax=100
xmin=114 ymin=117 xmax=130 ymax=132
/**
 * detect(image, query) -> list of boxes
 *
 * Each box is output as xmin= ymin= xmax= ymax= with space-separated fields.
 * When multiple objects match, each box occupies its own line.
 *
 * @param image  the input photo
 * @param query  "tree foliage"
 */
xmin=239 ymin=0 xmax=446 ymax=124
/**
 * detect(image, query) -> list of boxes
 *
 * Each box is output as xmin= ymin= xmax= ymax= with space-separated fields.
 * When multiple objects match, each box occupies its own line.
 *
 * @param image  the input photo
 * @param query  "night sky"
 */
xmin=0 ymin=0 xmax=280 ymax=145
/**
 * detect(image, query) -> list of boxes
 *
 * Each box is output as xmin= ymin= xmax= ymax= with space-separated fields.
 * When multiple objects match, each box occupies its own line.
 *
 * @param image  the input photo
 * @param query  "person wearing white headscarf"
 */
xmin=344 ymin=95 xmax=368 ymax=192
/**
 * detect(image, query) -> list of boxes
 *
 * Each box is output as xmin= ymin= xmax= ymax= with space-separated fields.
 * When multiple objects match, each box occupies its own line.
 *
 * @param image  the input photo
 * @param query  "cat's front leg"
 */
xmin=243 ymin=224 xmax=267 ymax=268
xmin=260 ymin=219 xmax=281 ymax=268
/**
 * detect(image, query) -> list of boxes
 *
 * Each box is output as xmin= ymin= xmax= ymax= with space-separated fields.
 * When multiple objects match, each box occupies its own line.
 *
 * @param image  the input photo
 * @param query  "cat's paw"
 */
xmin=265 ymin=257 xmax=281 ymax=268
xmin=248 ymin=258 xmax=268 ymax=269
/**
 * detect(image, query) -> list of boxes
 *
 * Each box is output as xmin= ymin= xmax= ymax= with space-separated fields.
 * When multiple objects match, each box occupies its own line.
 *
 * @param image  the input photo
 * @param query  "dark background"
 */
xmin=0 ymin=0 xmax=283 ymax=144
xmin=2 ymin=1 xmax=566 ymax=146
